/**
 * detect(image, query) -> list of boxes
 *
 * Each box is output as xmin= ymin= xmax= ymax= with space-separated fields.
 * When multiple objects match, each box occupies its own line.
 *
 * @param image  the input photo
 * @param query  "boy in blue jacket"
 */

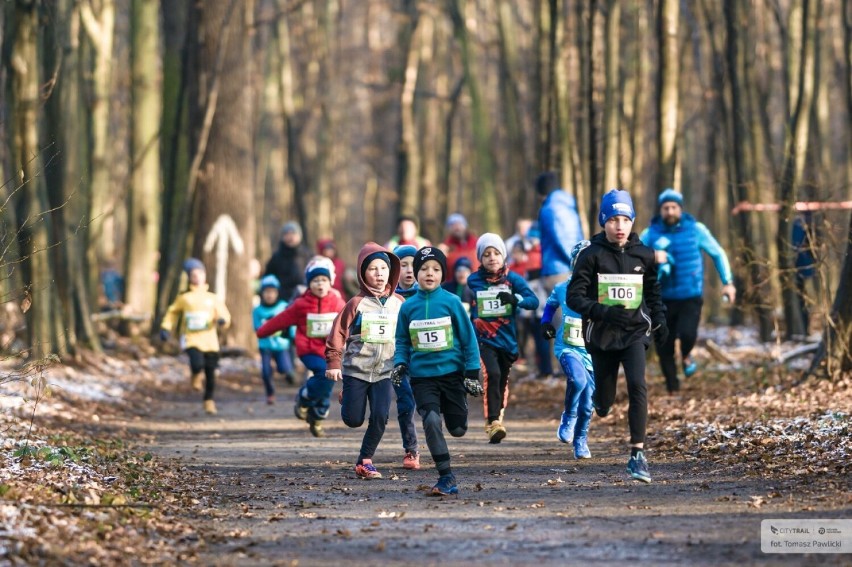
xmin=252 ymin=275 xmax=295 ymax=404
xmin=393 ymin=247 xmax=482 ymax=496
xmin=466 ymin=233 xmax=539 ymax=443
xmin=541 ymin=241 xmax=594 ymax=459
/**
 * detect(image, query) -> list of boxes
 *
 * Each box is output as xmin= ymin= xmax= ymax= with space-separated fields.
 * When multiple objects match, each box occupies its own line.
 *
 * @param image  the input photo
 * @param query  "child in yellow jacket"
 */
xmin=160 ymin=258 xmax=231 ymax=415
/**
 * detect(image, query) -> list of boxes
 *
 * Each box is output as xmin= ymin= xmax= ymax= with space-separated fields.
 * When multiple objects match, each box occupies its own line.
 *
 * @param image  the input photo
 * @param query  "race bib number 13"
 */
xmin=476 ymin=288 xmax=512 ymax=318
xmin=597 ymin=274 xmax=643 ymax=309
xmin=409 ymin=317 xmax=454 ymax=352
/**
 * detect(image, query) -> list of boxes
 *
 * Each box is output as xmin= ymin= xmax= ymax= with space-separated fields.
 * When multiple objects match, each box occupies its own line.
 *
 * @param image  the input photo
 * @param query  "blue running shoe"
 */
xmin=557 ymin=412 xmax=577 ymax=444
xmin=430 ymin=473 xmax=458 ymax=496
xmin=626 ymin=451 xmax=651 ymax=483
xmin=573 ymin=437 xmax=591 ymax=459
xmin=683 ymin=358 xmax=697 ymax=378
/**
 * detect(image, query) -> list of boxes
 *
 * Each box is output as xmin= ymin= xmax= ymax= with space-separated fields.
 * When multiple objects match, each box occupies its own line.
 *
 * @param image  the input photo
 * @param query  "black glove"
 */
xmin=601 ymin=305 xmax=632 ymax=326
xmin=159 ymin=329 xmax=170 ymax=342
xmin=217 ymin=318 xmax=226 ymax=326
xmin=653 ymin=322 xmax=669 ymax=349
xmin=463 ymin=370 xmax=483 ymax=397
xmin=541 ymin=322 xmax=556 ymax=340
xmin=390 ymin=364 xmax=408 ymax=387
xmin=496 ymin=291 xmax=519 ymax=307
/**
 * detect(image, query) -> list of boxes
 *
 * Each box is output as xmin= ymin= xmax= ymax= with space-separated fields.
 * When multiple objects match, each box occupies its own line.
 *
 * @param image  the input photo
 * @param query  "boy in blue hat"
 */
xmin=567 ymin=189 xmax=668 ymax=483
xmin=253 ymin=274 xmax=296 ymax=404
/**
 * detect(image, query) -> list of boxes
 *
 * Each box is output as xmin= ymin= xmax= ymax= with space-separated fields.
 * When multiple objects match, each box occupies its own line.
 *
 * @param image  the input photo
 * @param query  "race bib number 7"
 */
xmin=409 ymin=317 xmax=454 ymax=352
xmin=562 ymin=315 xmax=584 ymax=347
xmin=597 ymin=274 xmax=643 ymax=309
xmin=306 ymin=313 xmax=337 ymax=338
xmin=362 ymin=312 xmax=395 ymax=344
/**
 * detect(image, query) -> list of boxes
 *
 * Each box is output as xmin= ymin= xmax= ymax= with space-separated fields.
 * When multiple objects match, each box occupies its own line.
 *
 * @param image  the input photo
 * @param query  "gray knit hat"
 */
xmin=476 ymin=233 xmax=507 ymax=260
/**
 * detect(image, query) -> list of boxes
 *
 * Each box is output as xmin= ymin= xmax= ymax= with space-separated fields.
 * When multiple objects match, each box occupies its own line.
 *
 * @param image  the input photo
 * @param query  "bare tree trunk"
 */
xmin=9 ymin=0 xmax=56 ymax=358
xmin=125 ymin=0 xmax=162 ymax=335
xmin=398 ymin=3 xmax=422 ymax=216
xmin=80 ymin=0 xmax=115 ymax=275
xmin=190 ymin=0 xmax=256 ymax=349
xmin=602 ymin=0 xmax=621 ymax=192
xmin=777 ymin=0 xmax=818 ymax=339
xmin=448 ymin=0 xmax=499 ymax=232
xmin=656 ymin=0 xmax=679 ymax=190
xmin=578 ymin=0 xmax=599 ymax=230
xmin=724 ymin=0 xmax=774 ymax=340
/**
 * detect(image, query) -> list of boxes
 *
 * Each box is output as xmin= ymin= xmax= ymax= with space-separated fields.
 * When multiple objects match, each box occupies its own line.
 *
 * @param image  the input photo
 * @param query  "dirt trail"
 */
xmin=128 ymin=363 xmax=848 ymax=566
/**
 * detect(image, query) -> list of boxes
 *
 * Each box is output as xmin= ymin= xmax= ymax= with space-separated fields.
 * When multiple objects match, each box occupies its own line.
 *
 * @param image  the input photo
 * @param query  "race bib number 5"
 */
xmin=562 ymin=315 xmax=584 ymax=347
xmin=476 ymin=287 xmax=511 ymax=318
xmin=597 ymin=274 xmax=643 ymax=309
xmin=306 ymin=313 xmax=337 ymax=338
xmin=409 ymin=317 xmax=454 ymax=352
xmin=362 ymin=312 xmax=395 ymax=344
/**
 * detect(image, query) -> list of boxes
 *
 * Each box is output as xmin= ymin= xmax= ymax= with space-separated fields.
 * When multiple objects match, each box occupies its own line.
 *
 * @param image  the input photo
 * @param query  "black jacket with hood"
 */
xmin=566 ymin=231 xmax=666 ymax=352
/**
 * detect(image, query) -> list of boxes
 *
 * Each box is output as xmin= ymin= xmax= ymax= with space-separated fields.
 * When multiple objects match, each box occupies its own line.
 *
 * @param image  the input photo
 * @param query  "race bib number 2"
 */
xmin=410 ymin=317 xmax=454 ymax=352
xmin=306 ymin=313 xmax=337 ymax=338
xmin=597 ymin=274 xmax=643 ymax=309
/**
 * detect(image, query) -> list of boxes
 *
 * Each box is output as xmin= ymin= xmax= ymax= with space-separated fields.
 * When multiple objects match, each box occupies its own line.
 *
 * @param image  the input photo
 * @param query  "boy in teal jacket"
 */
xmin=393 ymin=247 xmax=481 ymax=496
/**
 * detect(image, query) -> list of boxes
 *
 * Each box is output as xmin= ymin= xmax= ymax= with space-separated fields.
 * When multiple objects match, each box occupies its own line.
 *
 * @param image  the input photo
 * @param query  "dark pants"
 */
xmin=656 ymin=297 xmax=703 ymax=393
xmin=299 ymin=354 xmax=332 ymax=420
xmin=591 ymin=342 xmax=648 ymax=445
xmin=392 ymin=375 xmax=418 ymax=453
xmin=186 ymin=348 xmax=219 ymax=401
xmin=341 ymin=376 xmax=393 ymax=463
xmin=481 ymin=344 xmax=516 ymax=423
xmin=411 ymin=374 xmax=468 ymax=475
xmin=259 ymin=349 xmax=294 ymax=397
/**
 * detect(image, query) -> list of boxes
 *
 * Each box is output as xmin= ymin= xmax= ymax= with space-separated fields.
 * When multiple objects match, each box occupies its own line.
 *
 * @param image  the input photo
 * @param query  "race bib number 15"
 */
xmin=409 ymin=317 xmax=454 ymax=352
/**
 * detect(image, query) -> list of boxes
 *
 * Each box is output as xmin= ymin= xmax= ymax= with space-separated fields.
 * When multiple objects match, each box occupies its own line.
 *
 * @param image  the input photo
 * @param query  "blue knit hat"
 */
xmin=598 ymin=189 xmax=636 ymax=227
xmin=260 ymin=274 xmax=280 ymax=291
xmin=305 ymin=256 xmax=335 ymax=285
xmin=361 ymin=251 xmax=391 ymax=280
xmin=393 ymin=245 xmax=418 ymax=260
xmin=183 ymin=257 xmax=205 ymax=274
xmin=453 ymin=257 xmax=473 ymax=272
xmin=658 ymin=188 xmax=684 ymax=208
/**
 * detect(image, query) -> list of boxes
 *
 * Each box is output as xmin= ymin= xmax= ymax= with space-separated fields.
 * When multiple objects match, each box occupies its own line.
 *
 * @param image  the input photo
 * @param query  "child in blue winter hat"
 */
xmin=252 ymin=274 xmax=296 ymax=403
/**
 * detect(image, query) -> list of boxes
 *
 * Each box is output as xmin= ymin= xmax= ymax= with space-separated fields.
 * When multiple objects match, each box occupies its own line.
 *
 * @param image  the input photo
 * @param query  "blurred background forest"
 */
xmin=1 ymin=0 xmax=851 ymax=375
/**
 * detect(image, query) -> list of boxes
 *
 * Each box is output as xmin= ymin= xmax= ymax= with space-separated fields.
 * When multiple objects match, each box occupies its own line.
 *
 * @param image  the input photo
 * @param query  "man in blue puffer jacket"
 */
xmin=640 ymin=189 xmax=736 ymax=393
xmin=536 ymin=171 xmax=584 ymax=295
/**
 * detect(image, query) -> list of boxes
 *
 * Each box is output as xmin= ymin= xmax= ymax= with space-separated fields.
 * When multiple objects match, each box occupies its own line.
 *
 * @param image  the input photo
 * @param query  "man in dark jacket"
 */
xmin=264 ymin=221 xmax=312 ymax=301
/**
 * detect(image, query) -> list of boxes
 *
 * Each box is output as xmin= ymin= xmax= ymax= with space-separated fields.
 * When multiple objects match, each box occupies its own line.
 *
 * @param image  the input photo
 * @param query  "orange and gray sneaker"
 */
xmin=355 ymin=460 xmax=382 ymax=479
xmin=402 ymin=451 xmax=421 ymax=470
xmin=485 ymin=420 xmax=506 ymax=444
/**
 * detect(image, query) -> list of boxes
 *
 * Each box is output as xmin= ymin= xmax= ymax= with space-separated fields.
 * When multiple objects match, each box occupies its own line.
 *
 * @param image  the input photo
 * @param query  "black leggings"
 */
xmin=657 ymin=297 xmax=703 ymax=392
xmin=186 ymin=348 xmax=219 ymax=401
xmin=480 ymin=345 xmax=516 ymax=423
xmin=591 ymin=342 xmax=648 ymax=445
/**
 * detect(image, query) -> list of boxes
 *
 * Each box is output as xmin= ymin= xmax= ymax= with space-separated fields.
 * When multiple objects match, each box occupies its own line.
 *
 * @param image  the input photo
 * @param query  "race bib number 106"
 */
xmin=597 ymin=274 xmax=643 ymax=309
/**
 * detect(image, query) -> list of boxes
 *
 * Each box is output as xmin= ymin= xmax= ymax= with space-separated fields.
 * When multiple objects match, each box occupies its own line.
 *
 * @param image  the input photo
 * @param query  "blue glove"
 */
xmin=217 ymin=318 xmax=226 ymax=326
xmin=159 ymin=329 xmax=170 ymax=342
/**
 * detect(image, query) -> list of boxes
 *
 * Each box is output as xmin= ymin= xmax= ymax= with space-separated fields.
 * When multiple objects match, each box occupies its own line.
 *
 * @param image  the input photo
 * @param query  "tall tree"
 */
xmin=602 ymin=0 xmax=621 ymax=192
xmin=80 ymin=0 xmax=116 ymax=276
xmin=656 ymin=0 xmax=679 ymax=190
xmin=188 ymin=0 xmax=256 ymax=349
xmin=125 ymin=0 xmax=162 ymax=334
xmin=8 ymin=0 xmax=57 ymax=358
xmin=776 ymin=0 xmax=818 ymax=339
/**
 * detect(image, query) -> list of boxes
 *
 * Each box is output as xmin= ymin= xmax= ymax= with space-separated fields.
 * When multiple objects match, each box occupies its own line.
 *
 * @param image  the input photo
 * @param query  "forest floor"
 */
xmin=1 ymin=326 xmax=850 ymax=565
